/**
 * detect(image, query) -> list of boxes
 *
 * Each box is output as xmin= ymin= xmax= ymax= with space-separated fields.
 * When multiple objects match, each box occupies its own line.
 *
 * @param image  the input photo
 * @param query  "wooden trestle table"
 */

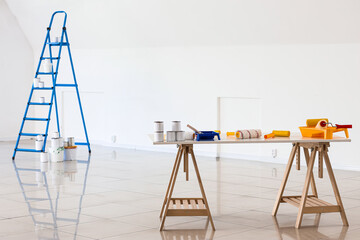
xmin=151 ymin=134 xmax=350 ymax=231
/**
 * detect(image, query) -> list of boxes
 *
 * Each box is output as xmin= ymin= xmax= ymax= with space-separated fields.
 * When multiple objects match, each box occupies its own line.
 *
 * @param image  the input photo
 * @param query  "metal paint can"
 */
xmin=33 ymin=78 xmax=40 ymax=88
xmin=166 ymin=131 xmax=176 ymax=142
xmin=154 ymin=132 xmax=164 ymax=142
xmin=154 ymin=121 xmax=164 ymax=132
xmin=39 ymin=97 xmax=45 ymax=103
xmin=172 ymin=121 xmax=181 ymax=131
xmin=67 ymin=137 xmax=74 ymax=146
xmin=39 ymin=81 xmax=44 ymax=88
xmin=175 ymin=131 xmax=185 ymax=141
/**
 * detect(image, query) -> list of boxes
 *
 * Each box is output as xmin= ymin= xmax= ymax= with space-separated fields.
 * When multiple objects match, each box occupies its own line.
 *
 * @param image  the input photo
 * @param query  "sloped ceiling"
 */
xmin=5 ymin=0 xmax=360 ymax=53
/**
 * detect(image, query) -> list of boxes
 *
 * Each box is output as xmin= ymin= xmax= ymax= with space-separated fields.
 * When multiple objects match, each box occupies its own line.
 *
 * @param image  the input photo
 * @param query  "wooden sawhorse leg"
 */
xmin=272 ymin=142 xmax=348 ymax=228
xmin=160 ymin=144 xmax=215 ymax=231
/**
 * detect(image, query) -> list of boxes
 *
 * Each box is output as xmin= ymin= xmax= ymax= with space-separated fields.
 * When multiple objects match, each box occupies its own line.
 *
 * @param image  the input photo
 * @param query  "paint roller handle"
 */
xmin=187 ymin=124 xmax=200 ymax=133
xmin=335 ymin=124 xmax=352 ymax=129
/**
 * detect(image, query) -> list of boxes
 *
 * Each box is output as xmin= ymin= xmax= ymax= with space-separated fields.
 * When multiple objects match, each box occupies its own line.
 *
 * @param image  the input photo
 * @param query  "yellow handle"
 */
xmin=272 ymin=130 xmax=290 ymax=137
xmin=227 ymin=132 xmax=235 ymax=136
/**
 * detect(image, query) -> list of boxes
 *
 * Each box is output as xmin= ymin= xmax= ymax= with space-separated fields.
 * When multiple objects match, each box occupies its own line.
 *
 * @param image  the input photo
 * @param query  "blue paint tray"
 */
xmin=195 ymin=131 xmax=221 ymax=141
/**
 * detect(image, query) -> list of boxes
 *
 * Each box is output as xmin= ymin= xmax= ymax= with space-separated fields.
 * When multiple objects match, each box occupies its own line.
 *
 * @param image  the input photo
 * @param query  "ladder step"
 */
xmin=75 ymin=142 xmax=89 ymax=146
xmin=41 ymin=57 xmax=59 ymax=60
xmin=27 ymin=197 xmax=48 ymax=201
xmin=24 ymin=117 xmax=48 ymax=121
xmin=30 ymin=208 xmax=52 ymax=213
xmin=20 ymin=133 xmax=46 ymax=137
xmin=56 ymin=84 xmax=77 ymax=87
xmin=57 ymin=217 xmax=77 ymax=222
xmin=47 ymin=42 xmax=69 ymax=46
xmin=28 ymin=102 xmax=51 ymax=106
xmin=17 ymin=168 xmax=41 ymax=172
xmin=16 ymin=148 xmax=42 ymax=153
xmin=22 ymin=183 xmax=38 ymax=186
xmin=33 ymin=87 xmax=53 ymax=90
xmin=37 ymin=72 xmax=57 ymax=75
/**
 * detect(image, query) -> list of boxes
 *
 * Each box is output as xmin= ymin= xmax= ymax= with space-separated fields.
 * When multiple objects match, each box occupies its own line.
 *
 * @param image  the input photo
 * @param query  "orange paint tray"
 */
xmin=299 ymin=126 xmax=349 ymax=139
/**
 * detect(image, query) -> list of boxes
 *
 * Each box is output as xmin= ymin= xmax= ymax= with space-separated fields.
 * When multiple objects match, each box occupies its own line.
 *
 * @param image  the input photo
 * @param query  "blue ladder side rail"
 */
xmin=12 ymin=11 xmax=91 ymax=160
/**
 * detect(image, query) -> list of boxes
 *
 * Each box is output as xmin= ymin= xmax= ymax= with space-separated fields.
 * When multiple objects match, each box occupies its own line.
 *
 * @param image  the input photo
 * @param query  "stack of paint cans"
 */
xmin=154 ymin=121 xmax=164 ymax=142
xmin=64 ymin=137 xmax=77 ymax=161
xmin=167 ymin=121 xmax=185 ymax=142
xmin=49 ymin=132 xmax=64 ymax=162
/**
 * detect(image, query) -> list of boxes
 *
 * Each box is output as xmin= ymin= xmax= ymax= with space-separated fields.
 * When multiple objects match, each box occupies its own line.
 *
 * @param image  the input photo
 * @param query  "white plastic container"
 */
xmin=40 ymin=152 xmax=48 ymax=163
xmin=39 ymin=81 xmax=44 ymax=88
xmin=43 ymin=59 xmax=53 ymax=73
xmin=154 ymin=121 xmax=164 ymax=132
xmin=33 ymin=78 xmax=40 ymax=88
xmin=172 ymin=121 xmax=181 ymax=131
xmin=51 ymin=138 xmax=61 ymax=148
xmin=35 ymin=140 xmax=44 ymax=150
xmin=154 ymin=132 xmax=164 ymax=142
xmin=166 ymin=131 xmax=176 ymax=142
xmin=49 ymin=147 xmax=64 ymax=162
xmin=52 ymin=132 xmax=60 ymax=138
xmin=39 ymin=97 xmax=45 ymax=103
xmin=36 ymin=135 xmax=44 ymax=141
xmin=64 ymin=147 xmax=77 ymax=161
xmin=175 ymin=131 xmax=185 ymax=141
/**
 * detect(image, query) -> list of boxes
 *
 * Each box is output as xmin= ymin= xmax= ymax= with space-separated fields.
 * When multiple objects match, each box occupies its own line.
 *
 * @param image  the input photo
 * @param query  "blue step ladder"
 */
xmin=12 ymin=11 xmax=91 ymax=160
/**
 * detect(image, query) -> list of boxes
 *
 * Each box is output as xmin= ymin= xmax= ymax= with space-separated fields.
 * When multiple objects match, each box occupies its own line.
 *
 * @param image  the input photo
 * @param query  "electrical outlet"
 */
xmin=111 ymin=135 xmax=116 ymax=143
xmin=272 ymin=149 xmax=277 ymax=158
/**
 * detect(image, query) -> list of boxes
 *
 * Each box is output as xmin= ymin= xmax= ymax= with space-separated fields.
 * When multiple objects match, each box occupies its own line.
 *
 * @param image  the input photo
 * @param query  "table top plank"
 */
xmin=150 ymin=134 xmax=350 ymax=145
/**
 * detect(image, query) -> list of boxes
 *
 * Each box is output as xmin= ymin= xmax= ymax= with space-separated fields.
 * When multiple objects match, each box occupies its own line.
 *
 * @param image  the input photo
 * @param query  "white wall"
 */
xmin=0 ymin=0 xmax=33 ymax=140
xmin=5 ymin=0 xmax=360 ymax=169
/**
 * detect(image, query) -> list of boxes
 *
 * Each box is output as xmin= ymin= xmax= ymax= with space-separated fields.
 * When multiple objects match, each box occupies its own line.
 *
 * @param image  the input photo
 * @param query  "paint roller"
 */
xmin=264 ymin=130 xmax=291 ymax=139
xmin=227 ymin=129 xmax=262 ymax=139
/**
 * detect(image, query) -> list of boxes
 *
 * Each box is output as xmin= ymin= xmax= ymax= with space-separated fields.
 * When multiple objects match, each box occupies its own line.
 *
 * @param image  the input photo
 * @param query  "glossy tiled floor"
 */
xmin=1 ymin=140 xmax=360 ymax=239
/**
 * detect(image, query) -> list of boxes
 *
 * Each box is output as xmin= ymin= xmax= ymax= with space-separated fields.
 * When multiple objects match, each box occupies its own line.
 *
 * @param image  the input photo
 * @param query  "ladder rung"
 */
xmin=37 ymin=72 xmax=57 ymax=75
xmin=17 ymin=168 xmax=41 ymax=172
xmin=75 ymin=142 xmax=89 ymax=146
xmin=47 ymin=42 xmax=69 ymax=46
xmin=57 ymin=217 xmax=77 ymax=222
xmin=56 ymin=84 xmax=77 ymax=87
xmin=41 ymin=57 xmax=59 ymax=60
xmin=23 ymin=183 xmax=37 ymax=187
xmin=33 ymin=87 xmax=53 ymax=90
xmin=27 ymin=197 xmax=47 ymax=201
xmin=20 ymin=133 xmax=46 ymax=136
xmin=30 ymin=208 xmax=52 ymax=213
xmin=24 ymin=117 xmax=48 ymax=121
xmin=28 ymin=102 xmax=51 ymax=106
xmin=16 ymin=148 xmax=42 ymax=152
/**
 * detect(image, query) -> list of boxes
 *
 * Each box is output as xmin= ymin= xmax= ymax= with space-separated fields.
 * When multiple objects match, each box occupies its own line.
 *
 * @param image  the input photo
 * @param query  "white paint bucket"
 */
xmin=172 ymin=121 xmax=181 ymax=131
xmin=49 ymin=147 xmax=64 ymax=162
xmin=52 ymin=132 xmax=60 ymax=138
xmin=64 ymin=146 xmax=77 ymax=161
xmin=33 ymin=78 xmax=40 ymax=88
xmin=40 ymin=152 xmax=48 ymax=163
xmin=51 ymin=138 xmax=61 ymax=148
xmin=43 ymin=59 xmax=52 ymax=73
xmin=154 ymin=121 xmax=164 ymax=132
xmin=166 ymin=131 xmax=176 ymax=142
xmin=39 ymin=81 xmax=44 ymax=88
xmin=154 ymin=132 xmax=164 ymax=142
xmin=35 ymin=140 xmax=43 ymax=150
xmin=176 ymin=131 xmax=185 ymax=141
xmin=39 ymin=97 xmax=45 ymax=103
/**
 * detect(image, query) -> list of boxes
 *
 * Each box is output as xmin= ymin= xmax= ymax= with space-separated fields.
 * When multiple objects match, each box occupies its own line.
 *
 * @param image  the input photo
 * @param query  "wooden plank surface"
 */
xmin=149 ymin=134 xmax=350 ymax=145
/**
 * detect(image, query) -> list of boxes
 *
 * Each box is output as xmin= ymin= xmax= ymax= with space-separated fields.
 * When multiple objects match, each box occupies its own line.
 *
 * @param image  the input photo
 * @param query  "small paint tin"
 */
xmin=166 ymin=131 xmax=176 ymax=142
xmin=67 ymin=137 xmax=74 ymax=146
xmin=52 ymin=132 xmax=60 ymax=138
xmin=40 ymin=152 xmax=48 ymax=163
xmin=39 ymin=81 xmax=44 ymax=88
xmin=39 ymin=97 xmax=45 ymax=103
xmin=175 ymin=131 xmax=185 ymax=141
xmin=154 ymin=121 xmax=164 ymax=132
xmin=172 ymin=121 xmax=181 ymax=131
xmin=36 ymin=134 xmax=44 ymax=141
xmin=33 ymin=78 xmax=40 ymax=88
xmin=154 ymin=132 xmax=164 ymax=142
xmin=35 ymin=140 xmax=43 ymax=150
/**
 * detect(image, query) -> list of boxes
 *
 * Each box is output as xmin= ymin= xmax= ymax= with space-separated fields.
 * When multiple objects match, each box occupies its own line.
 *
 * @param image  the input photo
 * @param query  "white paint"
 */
xmin=0 ymin=0 xmax=33 ymax=139
xmin=4 ymin=0 xmax=360 ymax=169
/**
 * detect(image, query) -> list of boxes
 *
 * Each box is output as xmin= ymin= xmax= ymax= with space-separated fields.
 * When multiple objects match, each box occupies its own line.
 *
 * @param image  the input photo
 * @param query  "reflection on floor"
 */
xmin=0 ymin=140 xmax=359 ymax=239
